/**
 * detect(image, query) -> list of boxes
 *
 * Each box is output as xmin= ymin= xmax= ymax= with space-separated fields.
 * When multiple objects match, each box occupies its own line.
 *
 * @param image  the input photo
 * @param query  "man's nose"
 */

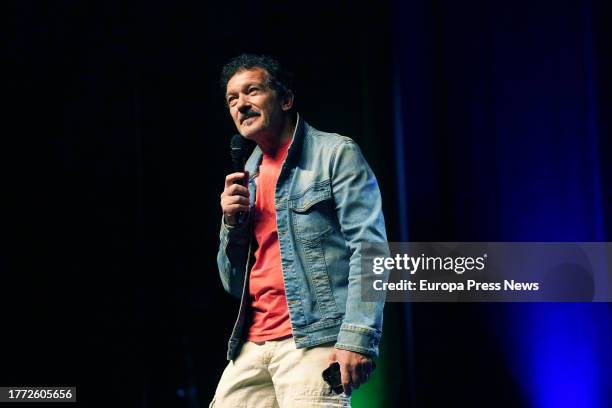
xmin=236 ymin=94 xmax=251 ymax=111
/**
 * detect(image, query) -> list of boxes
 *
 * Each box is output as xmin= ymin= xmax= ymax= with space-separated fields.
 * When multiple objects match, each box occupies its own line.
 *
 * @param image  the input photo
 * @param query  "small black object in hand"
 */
xmin=322 ymin=362 xmax=344 ymax=394
xmin=322 ymin=360 xmax=377 ymax=395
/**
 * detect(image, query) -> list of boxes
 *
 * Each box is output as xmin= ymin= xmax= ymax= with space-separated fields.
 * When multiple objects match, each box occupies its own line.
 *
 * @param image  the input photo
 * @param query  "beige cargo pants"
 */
xmin=209 ymin=337 xmax=351 ymax=408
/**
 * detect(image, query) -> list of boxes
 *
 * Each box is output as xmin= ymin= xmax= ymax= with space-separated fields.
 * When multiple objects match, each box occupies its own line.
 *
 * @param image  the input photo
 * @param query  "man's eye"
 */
xmin=227 ymin=97 xmax=237 ymax=106
xmin=248 ymin=88 xmax=259 ymax=94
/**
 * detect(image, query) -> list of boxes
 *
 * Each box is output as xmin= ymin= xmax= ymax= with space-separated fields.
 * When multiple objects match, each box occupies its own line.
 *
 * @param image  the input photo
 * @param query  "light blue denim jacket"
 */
xmin=217 ymin=116 xmax=388 ymax=361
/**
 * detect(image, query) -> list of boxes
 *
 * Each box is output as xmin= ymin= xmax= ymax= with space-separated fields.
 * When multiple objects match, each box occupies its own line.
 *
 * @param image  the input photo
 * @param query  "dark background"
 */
xmin=5 ymin=1 xmax=612 ymax=407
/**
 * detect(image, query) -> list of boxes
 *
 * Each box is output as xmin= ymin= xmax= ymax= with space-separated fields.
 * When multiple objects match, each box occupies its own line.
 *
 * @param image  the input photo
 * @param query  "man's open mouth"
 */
xmin=241 ymin=114 xmax=259 ymax=124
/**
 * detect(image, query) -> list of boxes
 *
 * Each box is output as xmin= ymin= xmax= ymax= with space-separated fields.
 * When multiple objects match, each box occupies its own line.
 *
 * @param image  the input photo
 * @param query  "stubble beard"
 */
xmin=239 ymin=116 xmax=272 ymax=143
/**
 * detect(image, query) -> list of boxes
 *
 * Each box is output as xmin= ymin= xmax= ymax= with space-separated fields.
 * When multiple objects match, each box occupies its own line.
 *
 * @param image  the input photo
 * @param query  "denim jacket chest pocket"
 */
xmin=288 ymin=180 xmax=336 ymax=245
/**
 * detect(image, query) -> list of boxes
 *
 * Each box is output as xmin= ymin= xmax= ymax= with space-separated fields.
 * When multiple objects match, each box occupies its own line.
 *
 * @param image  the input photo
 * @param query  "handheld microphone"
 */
xmin=230 ymin=134 xmax=247 ymax=185
xmin=230 ymin=134 xmax=248 ymax=224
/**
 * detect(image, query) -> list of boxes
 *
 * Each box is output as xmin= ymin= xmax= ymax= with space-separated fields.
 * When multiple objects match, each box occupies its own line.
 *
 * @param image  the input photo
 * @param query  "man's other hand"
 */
xmin=327 ymin=348 xmax=374 ymax=396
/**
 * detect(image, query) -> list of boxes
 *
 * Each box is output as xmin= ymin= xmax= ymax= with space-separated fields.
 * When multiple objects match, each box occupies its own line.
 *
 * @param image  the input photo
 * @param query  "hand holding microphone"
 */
xmin=220 ymin=134 xmax=250 ymax=226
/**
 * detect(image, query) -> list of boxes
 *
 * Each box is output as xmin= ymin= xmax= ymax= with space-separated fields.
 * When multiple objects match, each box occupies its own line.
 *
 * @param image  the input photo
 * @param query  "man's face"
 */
xmin=225 ymin=68 xmax=290 ymax=142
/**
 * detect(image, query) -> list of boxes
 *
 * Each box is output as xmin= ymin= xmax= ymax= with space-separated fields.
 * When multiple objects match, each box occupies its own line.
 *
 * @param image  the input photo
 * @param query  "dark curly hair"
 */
xmin=220 ymin=54 xmax=294 ymax=103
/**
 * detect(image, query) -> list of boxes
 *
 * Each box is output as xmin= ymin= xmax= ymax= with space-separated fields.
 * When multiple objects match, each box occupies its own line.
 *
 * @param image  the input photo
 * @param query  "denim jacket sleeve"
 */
xmin=217 ymin=215 xmax=251 ymax=300
xmin=330 ymin=138 xmax=388 ymax=358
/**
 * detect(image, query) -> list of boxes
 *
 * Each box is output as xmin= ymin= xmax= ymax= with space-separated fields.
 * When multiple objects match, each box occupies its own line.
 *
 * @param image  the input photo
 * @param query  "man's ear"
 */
xmin=281 ymin=90 xmax=294 ymax=112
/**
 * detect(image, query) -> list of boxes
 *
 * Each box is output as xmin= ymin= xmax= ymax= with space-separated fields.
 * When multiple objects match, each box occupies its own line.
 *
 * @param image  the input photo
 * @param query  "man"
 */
xmin=211 ymin=54 xmax=387 ymax=408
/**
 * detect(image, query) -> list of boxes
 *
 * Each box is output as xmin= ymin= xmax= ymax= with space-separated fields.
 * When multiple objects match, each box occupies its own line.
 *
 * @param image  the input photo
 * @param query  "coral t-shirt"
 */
xmin=246 ymin=138 xmax=293 ymax=341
